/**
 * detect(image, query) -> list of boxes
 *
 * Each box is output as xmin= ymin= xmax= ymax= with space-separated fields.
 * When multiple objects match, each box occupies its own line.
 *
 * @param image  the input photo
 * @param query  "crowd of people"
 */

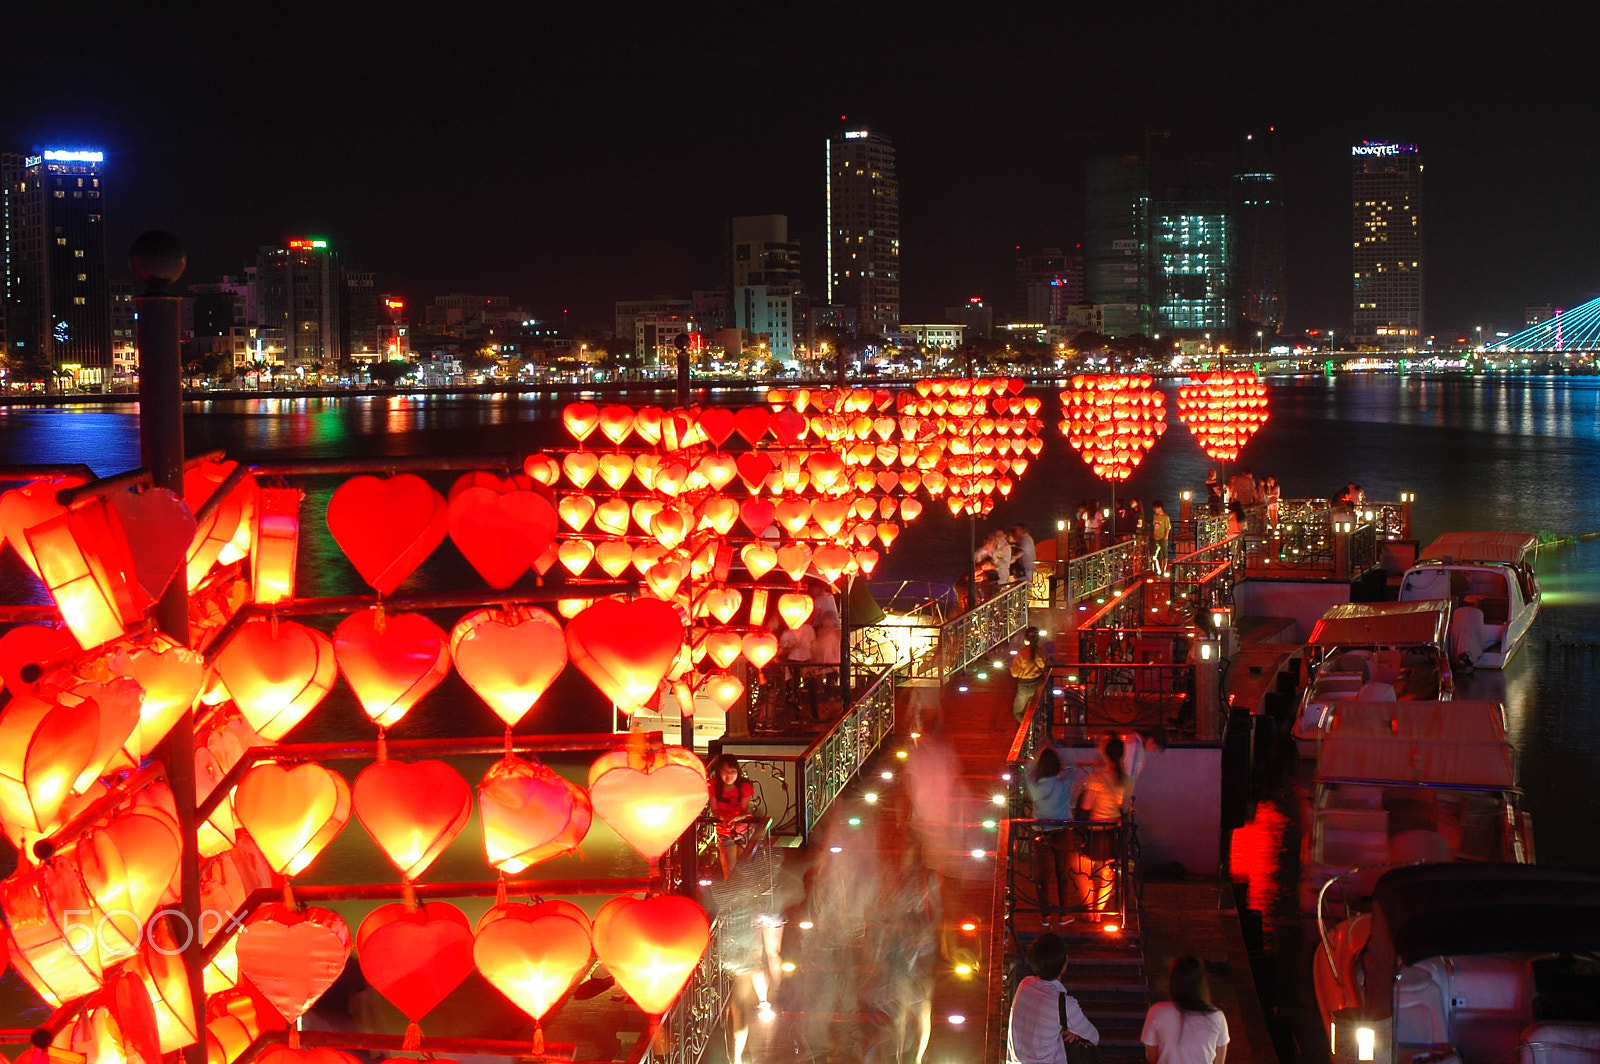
xmin=974 ymin=524 xmax=1037 ymax=599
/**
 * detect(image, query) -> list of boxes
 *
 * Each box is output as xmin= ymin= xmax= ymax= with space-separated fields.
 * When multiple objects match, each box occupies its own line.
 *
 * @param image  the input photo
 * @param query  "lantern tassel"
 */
xmin=402 ymin=1022 xmax=422 ymax=1051
xmin=282 ymin=880 xmax=296 ymax=909
xmin=288 ymin=1026 xmax=300 ymax=1050
xmin=532 ymin=1025 xmax=544 ymax=1055
xmin=504 ymin=726 xmax=513 ymax=757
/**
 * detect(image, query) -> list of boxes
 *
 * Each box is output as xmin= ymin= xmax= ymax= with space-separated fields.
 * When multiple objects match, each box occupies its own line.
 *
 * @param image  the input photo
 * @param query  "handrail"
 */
xmin=797 ymin=664 xmax=896 ymax=841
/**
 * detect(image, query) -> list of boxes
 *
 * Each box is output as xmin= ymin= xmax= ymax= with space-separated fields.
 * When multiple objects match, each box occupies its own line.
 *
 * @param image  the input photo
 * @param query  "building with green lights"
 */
xmin=1152 ymin=200 xmax=1233 ymax=337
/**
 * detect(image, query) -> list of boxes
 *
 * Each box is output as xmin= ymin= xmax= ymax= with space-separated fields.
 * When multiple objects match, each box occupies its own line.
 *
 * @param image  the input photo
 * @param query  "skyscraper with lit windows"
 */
xmin=1153 ymin=200 xmax=1233 ymax=336
xmin=825 ymin=126 xmax=899 ymax=335
xmin=1351 ymin=141 xmax=1424 ymax=348
xmin=2 ymin=148 xmax=112 ymax=385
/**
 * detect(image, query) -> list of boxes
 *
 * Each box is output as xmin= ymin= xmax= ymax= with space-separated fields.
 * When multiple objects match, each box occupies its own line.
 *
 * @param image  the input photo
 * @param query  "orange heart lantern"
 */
xmin=333 ymin=609 xmax=450 ymax=729
xmin=213 ymin=618 xmax=337 ymax=741
xmin=450 ymin=607 xmax=567 ymax=729
xmin=326 ymin=474 xmax=448 ymax=596
xmin=356 ymin=902 xmax=475 ymax=1049
xmin=0 ymin=475 xmax=85 ymax=578
xmin=587 ymin=736 xmax=707 ymax=867
xmin=445 ymin=479 xmax=558 ymax=590
xmin=565 ymin=598 xmax=684 ymax=715
xmin=478 ymin=754 xmax=593 ymax=874
xmin=108 ymin=635 xmax=205 ymax=758
xmin=250 ymin=487 xmax=304 ymax=606
xmin=352 ymin=759 xmax=471 ymax=881
xmin=742 ymin=631 xmax=779 ymax=670
xmin=0 ymin=624 xmax=78 ymax=694
xmin=126 ymin=919 xmax=200 ymax=1051
xmin=474 ymin=900 xmax=593 ymax=1051
xmin=184 ymin=460 xmax=248 ymax=588
xmin=231 ymin=762 xmax=351 ymax=877
xmin=234 ymin=902 xmax=351 ymax=1026
xmin=0 ymin=685 xmax=138 ymax=843
xmin=591 ymin=894 xmax=710 ymax=1016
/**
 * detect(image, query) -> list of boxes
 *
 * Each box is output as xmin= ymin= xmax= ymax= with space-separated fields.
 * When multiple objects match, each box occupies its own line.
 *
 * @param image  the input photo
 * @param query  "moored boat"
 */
xmin=1398 ymin=532 xmax=1542 ymax=669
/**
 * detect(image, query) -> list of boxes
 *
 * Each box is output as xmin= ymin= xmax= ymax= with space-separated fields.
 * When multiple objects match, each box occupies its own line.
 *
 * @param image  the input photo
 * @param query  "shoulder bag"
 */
xmin=1059 ymin=992 xmax=1101 ymax=1064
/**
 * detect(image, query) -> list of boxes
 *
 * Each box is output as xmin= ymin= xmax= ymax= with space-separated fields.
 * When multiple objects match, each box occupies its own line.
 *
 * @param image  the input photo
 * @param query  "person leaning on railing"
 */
xmin=1011 ymin=626 xmax=1048 ymax=722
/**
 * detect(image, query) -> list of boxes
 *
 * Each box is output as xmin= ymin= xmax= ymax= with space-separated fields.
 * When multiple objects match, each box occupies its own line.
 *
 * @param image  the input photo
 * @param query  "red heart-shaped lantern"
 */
xmin=0 ymin=689 xmax=125 ymax=841
xmin=0 ymin=476 xmax=85 ymax=578
xmin=1175 ymin=370 xmax=1270 ymax=462
xmin=231 ymin=762 xmax=351 ymax=877
xmin=564 ymin=598 xmax=684 ymax=715
xmin=213 ymin=618 xmax=338 ymax=741
xmin=235 ymin=903 xmax=350 ymax=1026
xmin=352 ymin=759 xmax=471 ymax=881
xmin=326 ymin=474 xmax=448 ymax=596
xmin=561 ymin=402 xmax=600 ymax=442
xmin=445 ymin=482 xmax=558 ymax=590
xmin=732 ymin=407 xmax=771 ymax=446
xmin=0 ymin=624 xmax=79 ymax=695
xmin=473 ymin=900 xmax=592 ymax=1046
xmin=587 ymin=737 xmax=707 ymax=866
xmin=108 ymin=635 xmax=205 ymax=758
xmin=184 ymin=461 xmax=248 ymax=589
xmin=356 ymin=901 xmax=475 ymax=1048
xmin=1059 ymin=374 xmax=1168 ymax=481
xmin=478 ymin=754 xmax=593 ymax=874
xmin=591 ymin=894 xmax=710 ymax=1016
xmin=450 ymin=607 xmax=567 ymax=729
xmin=734 ymin=452 xmax=774 ymax=493
xmin=334 ymin=609 xmax=450 ymax=729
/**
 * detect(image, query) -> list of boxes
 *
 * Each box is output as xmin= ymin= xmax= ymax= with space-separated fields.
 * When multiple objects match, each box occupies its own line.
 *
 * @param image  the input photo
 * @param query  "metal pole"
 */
xmin=130 ymin=231 xmax=207 ymax=1064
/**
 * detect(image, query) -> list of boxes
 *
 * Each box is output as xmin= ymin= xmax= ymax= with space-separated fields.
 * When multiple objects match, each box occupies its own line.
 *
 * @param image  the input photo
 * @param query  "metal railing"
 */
xmin=1002 ymin=816 xmax=1136 ymax=931
xmin=855 ymin=577 xmax=1030 ymax=684
xmin=1065 ymin=537 xmax=1148 ymax=605
xmin=796 ymin=664 xmax=897 ymax=841
xmin=641 ymin=914 xmax=729 ymax=1064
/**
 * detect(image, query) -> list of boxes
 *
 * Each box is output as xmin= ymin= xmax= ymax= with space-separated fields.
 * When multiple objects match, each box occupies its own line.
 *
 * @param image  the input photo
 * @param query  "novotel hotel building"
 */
xmin=1 ymin=148 xmax=112 ymax=385
xmin=1351 ymin=140 xmax=1424 ymax=349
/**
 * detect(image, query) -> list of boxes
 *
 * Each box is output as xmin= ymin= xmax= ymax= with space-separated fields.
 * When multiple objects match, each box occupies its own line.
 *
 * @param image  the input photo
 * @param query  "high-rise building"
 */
xmin=1013 ymin=248 xmax=1084 ymax=325
xmin=1152 ymin=199 xmax=1233 ymax=336
xmin=825 ymin=126 xmax=899 ymax=334
xmin=1 ymin=148 xmax=112 ymax=385
xmin=342 ymin=270 xmax=384 ymax=361
xmin=109 ymin=280 xmax=135 ymax=386
xmin=1351 ymin=141 xmax=1424 ymax=348
xmin=1084 ymin=156 xmax=1151 ymax=338
xmin=1231 ymin=174 xmax=1286 ymax=336
xmin=256 ymin=238 xmax=342 ymax=366
xmin=731 ymin=215 xmax=802 ymax=289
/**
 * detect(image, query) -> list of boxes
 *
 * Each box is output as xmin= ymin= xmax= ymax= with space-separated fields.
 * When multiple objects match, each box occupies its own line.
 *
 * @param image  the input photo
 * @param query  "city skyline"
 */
xmin=2 ymin=6 xmax=1593 ymax=339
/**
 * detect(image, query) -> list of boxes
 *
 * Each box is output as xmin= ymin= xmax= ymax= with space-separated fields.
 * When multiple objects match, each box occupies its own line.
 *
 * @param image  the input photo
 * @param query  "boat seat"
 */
xmin=1317 ymin=672 xmax=1367 ymax=694
xmin=1390 ymin=828 xmax=1454 ymax=864
xmin=1316 ymin=808 xmax=1390 ymax=866
xmin=1358 ymin=682 xmax=1397 ymax=701
xmin=1333 ymin=651 xmax=1374 ymax=683
xmin=1423 ymin=954 xmax=1535 ymax=1064
xmin=1514 ymin=1021 xmax=1600 ymax=1064
xmin=1397 ymin=965 xmax=1450 ymax=1047
xmin=1477 ymin=597 xmax=1510 ymax=626
xmin=1373 ymin=649 xmax=1404 ymax=686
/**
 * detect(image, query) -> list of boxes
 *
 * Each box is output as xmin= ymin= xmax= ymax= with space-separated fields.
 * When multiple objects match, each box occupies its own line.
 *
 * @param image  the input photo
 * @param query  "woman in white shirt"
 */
xmin=1141 ymin=955 xmax=1229 ymax=1064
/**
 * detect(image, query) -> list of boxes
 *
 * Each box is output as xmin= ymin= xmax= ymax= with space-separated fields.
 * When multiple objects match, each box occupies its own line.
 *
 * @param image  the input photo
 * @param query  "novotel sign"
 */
xmin=41 ymin=149 xmax=105 ymax=163
xmin=1351 ymin=143 xmax=1415 ymax=157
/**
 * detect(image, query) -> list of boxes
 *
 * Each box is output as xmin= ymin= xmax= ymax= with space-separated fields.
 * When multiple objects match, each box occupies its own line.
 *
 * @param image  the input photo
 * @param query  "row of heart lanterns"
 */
xmin=1059 ymin=371 xmax=1270 ymax=481
xmin=0 ymin=378 xmax=1045 ymax=1064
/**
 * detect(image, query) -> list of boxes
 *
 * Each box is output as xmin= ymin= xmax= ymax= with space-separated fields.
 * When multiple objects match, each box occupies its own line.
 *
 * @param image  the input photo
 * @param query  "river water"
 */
xmin=2 ymin=375 xmax=1598 ymax=876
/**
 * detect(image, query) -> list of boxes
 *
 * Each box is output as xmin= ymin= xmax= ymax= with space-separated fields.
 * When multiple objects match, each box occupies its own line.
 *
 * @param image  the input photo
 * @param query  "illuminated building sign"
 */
xmin=42 ymin=149 xmax=104 ymax=163
xmin=286 ymin=238 xmax=330 ymax=250
xmin=1351 ymin=143 xmax=1416 ymax=157
xmin=384 ymin=299 xmax=405 ymax=310
xmin=844 ymin=130 xmax=869 ymax=139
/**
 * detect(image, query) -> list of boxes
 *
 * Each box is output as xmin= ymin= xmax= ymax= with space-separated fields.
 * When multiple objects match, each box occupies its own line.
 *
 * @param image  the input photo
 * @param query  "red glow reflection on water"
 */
xmin=1229 ymin=799 xmax=1291 ymax=926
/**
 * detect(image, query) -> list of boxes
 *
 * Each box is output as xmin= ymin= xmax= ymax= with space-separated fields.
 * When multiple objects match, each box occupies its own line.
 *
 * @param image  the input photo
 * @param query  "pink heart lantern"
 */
xmin=333 ymin=609 xmax=450 ymax=729
xmin=450 ymin=608 xmax=567 ymax=729
xmin=478 ymin=754 xmax=592 ymax=874
xmin=235 ymin=903 xmax=351 ymax=1025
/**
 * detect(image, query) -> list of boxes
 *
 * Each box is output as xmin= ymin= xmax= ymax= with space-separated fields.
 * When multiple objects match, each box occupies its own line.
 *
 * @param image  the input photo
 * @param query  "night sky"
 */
xmin=3 ymin=4 xmax=1592 ymax=337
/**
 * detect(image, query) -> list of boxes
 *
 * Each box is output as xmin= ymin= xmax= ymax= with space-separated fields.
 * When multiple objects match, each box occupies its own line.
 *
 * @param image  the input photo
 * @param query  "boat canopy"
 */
xmin=1415 ymin=531 xmax=1537 ymax=567
xmin=1307 ymin=600 xmax=1451 ymax=649
xmin=1365 ymin=864 xmax=1600 ymax=982
xmin=1316 ymin=701 xmax=1513 ymax=787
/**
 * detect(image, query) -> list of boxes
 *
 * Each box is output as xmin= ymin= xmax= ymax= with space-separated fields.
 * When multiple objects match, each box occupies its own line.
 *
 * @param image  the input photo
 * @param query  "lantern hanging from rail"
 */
xmin=591 ymin=893 xmax=710 ymax=1018
xmin=325 ymin=473 xmax=448 ymax=596
xmin=213 ymin=618 xmax=338 ymax=741
xmin=478 ymin=753 xmax=593 ymax=874
xmin=356 ymin=901 xmax=475 ymax=1050
xmin=250 ymin=487 xmax=304 ymax=606
xmin=474 ymin=900 xmax=594 ymax=1054
xmin=333 ymin=609 xmax=450 ymax=730
xmin=564 ymin=597 xmax=685 ymax=717
xmin=450 ymin=607 xmax=567 ymax=729
xmin=352 ymin=758 xmax=471 ymax=883
xmin=445 ymin=476 xmax=558 ymax=590
xmin=1175 ymin=370 xmax=1270 ymax=462
xmin=184 ymin=460 xmax=249 ymax=589
xmin=587 ymin=733 xmax=707 ymax=869
xmin=1058 ymin=374 xmax=1168 ymax=482
xmin=234 ymin=902 xmax=351 ymax=1036
xmin=231 ymin=761 xmax=351 ymax=878
xmin=0 ymin=475 xmax=86 ymax=579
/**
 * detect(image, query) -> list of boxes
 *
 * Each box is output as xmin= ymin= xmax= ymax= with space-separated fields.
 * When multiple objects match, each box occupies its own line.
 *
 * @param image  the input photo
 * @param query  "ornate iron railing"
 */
xmin=1365 ymin=500 xmax=1408 ymax=540
xmin=1064 ymin=537 xmax=1147 ymax=604
xmin=938 ymin=578 xmax=1031 ymax=678
xmin=640 ymin=913 xmax=729 ymax=1064
xmin=797 ymin=664 xmax=896 ymax=841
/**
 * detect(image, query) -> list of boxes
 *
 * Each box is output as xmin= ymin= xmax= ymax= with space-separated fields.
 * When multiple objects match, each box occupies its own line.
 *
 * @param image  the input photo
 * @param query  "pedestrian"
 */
xmin=1225 ymin=501 xmax=1245 ymax=537
xmin=1026 ymin=747 xmax=1076 ymax=917
xmin=1084 ymin=502 xmax=1103 ymax=550
xmin=1011 ymin=626 xmax=1048 ymax=722
xmin=1262 ymin=475 xmax=1280 ymax=527
xmin=1151 ymin=500 xmax=1172 ymax=576
xmin=710 ymin=755 xmax=760 ymax=879
xmin=1006 ymin=933 xmax=1100 ymax=1063
xmin=1072 ymin=501 xmax=1090 ymax=555
xmin=1229 ymin=468 xmax=1257 ymax=508
xmin=1140 ymin=955 xmax=1230 ymax=1064
xmin=1069 ymin=736 xmax=1129 ymax=918
xmin=1205 ymin=470 xmax=1224 ymax=514
xmin=1011 ymin=524 xmax=1037 ymax=584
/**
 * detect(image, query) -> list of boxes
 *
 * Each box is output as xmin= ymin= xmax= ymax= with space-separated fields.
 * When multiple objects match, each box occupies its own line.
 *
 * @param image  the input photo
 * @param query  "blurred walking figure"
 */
xmin=1011 ymin=626 xmax=1048 ymax=721
xmin=1070 ymin=736 xmax=1130 ymax=919
xmin=865 ymin=845 xmax=942 ymax=1064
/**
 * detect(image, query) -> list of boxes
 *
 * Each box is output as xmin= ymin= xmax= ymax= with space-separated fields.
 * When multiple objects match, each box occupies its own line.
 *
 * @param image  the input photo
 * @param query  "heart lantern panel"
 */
xmin=213 ymin=618 xmax=338 ymax=742
xmin=474 ymin=900 xmax=592 ymax=1049
xmin=356 ymin=902 xmax=475 ymax=1048
xmin=326 ymin=474 xmax=448 ymax=596
xmin=565 ymin=598 xmax=684 ymax=716
xmin=333 ymin=609 xmax=450 ymax=730
xmin=587 ymin=738 xmax=707 ymax=867
xmin=231 ymin=762 xmax=351 ymax=878
xmin=445 ymin=480 xmax=558 ymax=590
xmin=352 ymin=759 xmax=471 ymax=881
xmin=235 ymin=903 xmax=351 ymax=1026
xmin=450 ymin=608 xmax=567 ymax=729
xmin=478 ymin=754 xmax=593 ymax=874
xmin=591 ymin=894 xmax=710 ymax=1016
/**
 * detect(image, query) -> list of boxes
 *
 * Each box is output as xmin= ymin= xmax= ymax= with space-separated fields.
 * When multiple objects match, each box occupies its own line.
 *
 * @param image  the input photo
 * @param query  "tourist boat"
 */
xmin=1313 ymin=863 xmax=1600 ymax=1064
xmin=1398 ymin=532 xmax=1542 ymax=669
xmin=1291 ymin=600 xmax=1454 ymax=757
xmin=1296 ymin=698 xmax=1532 ymax=914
